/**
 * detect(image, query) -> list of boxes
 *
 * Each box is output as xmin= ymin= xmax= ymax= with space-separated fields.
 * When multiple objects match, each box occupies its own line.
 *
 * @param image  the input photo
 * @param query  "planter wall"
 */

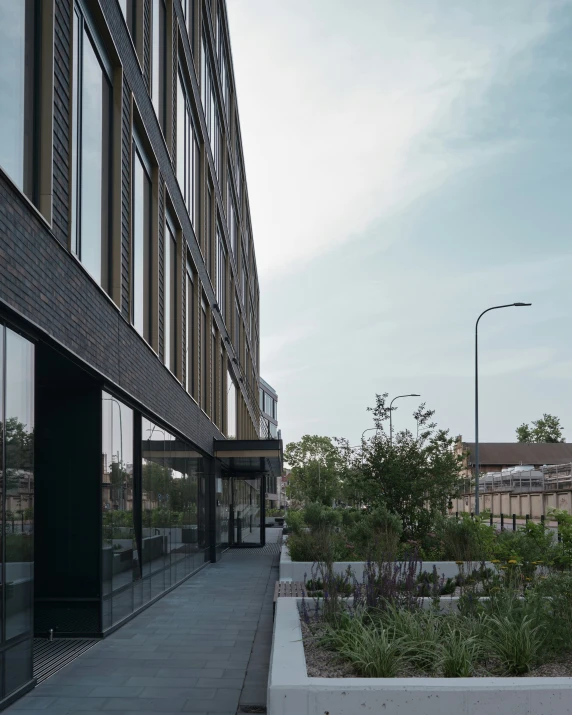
xmin=268 ymin=598 xmax=572 ymax=715
xmin=279 ymin=542 xmax=494 ymax=582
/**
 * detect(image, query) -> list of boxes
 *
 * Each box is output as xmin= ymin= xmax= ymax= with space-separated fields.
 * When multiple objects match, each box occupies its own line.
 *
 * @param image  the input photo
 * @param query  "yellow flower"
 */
xmin=536 ymin=560 xmax=543 ymax=564
xmin=525 ymin=577 xmax=532 ymax=581
xmin=491 ymin=559 xmax=500 ymax=564
xmin=455 ymin=561 xmax=464 ymax=565
xmin=508 ymin=559 xmax=517 ymax=564
xmin=500 ymin=566 xmax=507 ymax=570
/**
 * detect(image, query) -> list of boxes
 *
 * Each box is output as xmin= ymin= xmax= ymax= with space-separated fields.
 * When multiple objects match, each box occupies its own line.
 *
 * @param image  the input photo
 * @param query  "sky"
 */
xmin=227 ymin=0 xmax=572 ymax=447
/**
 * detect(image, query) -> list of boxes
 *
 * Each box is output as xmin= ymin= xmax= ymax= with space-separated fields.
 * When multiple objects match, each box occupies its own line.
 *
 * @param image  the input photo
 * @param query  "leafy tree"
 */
xmin=516 ymin=414 xmax=565 ymax=443
xmin=347 ymin=394 xmax=463 ymax=539
xmin=284 ymin=435 xmax=342 ymax=506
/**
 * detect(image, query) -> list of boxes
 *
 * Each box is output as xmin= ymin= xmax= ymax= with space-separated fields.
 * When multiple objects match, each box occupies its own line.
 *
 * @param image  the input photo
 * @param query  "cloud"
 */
xmin=227 ymin=0 xmax=567 ymax=276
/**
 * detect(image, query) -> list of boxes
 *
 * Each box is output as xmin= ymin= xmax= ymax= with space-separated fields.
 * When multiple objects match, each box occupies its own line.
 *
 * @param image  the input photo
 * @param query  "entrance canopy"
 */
xmin=213 ymin=439 xmax=283 ymax=478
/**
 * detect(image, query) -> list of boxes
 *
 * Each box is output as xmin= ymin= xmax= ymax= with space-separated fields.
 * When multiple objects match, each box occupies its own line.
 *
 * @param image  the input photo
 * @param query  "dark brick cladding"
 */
xmin=0 ymin=0 xmax=224 ymax=456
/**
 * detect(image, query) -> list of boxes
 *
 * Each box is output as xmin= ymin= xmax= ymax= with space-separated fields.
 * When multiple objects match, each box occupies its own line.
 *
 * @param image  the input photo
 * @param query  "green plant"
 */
xmin=483 ymin=614 xmax=544 ymax=675
xmin=435 ymin=513 xmax=495 ymax=562
xmin=439 ymin=625 xmax=481 ymax=677
xmin=335 ymin=619 xmax=408 ymax=677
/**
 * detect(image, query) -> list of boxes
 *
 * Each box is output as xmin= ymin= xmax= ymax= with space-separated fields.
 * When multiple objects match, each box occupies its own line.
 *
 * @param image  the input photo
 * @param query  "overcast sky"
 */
xmin=227 ymin=0 xmax=572 ymax=447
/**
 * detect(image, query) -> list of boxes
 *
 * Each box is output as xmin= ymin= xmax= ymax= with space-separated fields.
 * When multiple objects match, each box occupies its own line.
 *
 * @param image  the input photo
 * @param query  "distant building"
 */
xmin=455 ymin=436 xmax=572 ymax=477
xmin=259 ymin=377 xmax=279 ymax=439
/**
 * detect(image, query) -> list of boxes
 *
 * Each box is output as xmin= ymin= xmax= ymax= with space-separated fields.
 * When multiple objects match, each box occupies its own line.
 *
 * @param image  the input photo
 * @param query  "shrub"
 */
xmin=435 ymin=513 xmax=494 ymax=562
xmin=285 ymin=509 xmax=305 ymax=535
xmin=345 ymin=505 xmax=402 ymax=559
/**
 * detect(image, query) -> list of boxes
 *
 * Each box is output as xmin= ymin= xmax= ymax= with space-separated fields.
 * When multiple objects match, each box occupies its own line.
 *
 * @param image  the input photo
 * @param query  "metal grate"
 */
xmin=33 ymin=638 xmax=99 ymax=684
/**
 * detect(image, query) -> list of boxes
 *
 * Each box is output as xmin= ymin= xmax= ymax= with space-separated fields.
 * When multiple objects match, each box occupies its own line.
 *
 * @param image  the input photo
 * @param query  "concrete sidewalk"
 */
xmin=8 ymin=531 xmax=280 ymax=715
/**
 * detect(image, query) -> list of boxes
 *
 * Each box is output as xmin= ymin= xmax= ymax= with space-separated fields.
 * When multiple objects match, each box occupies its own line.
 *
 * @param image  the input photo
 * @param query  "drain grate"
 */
xmin=33 ymin=638 xmax=99 ymax=684
xmin=240 ymin=707 xmax=267 ymax=714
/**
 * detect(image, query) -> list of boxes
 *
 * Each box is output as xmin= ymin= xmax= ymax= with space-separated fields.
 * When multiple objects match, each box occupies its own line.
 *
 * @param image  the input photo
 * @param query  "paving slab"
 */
xmin=6 ymin=529 xmax=281 ymax=715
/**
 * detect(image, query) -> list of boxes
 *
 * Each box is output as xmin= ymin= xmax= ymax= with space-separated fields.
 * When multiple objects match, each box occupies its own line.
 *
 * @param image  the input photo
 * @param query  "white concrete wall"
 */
xmin=269 ymin=598 xmax=572 ymax=715
xmin=279 ymin=542 xmax=492 ymax=583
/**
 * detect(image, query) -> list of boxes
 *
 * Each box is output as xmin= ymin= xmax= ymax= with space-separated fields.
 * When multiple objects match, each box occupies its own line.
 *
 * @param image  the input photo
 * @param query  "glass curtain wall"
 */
xmin=0 ymin=324 xmax=35 ymax=701
xmin=142 ymin=418 xmax=207 ymax=597
xmin=233 ymin=478 xmax=261 ymax=545
xmin=102 ymin=403 xmax=207 ymax=631
xmin=101 ymin=393 xmax=135 ymax=630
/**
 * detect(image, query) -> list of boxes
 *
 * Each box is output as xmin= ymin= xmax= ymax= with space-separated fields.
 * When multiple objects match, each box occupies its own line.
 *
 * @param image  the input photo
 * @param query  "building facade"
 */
xmin=0 ymin=0 xmax=280 ymax=707
xmin=259 ymin=378 xmax=279 ymax=504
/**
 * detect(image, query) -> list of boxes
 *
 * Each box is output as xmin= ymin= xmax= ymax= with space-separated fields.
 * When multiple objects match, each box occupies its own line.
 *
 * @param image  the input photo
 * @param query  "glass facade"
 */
xmin=164 ymin=218 xmax=177 ymax=373
xmin=101 ymin=393 xmax=135 ymax=629
xmin=132 ymin=142 xmax=152 ymax=342
xmin=226 ymin=372 xmax=237 ymax=439
xmin=71 ymin=6 xmax=112 ymax=290
xmin=177 ymin=72 xmax=200 ymax=231
xmin=0 ymin=324 xmax=35 ymax=701
xmin=186 ymin=260 xmax=195 ymax=396
xmin=0 ymin=0 xmax=36 ymax=200
xmin=102 ymin=395 xmax=208 ymax=632
xmin=142 ymin=418 xmax=207 ymax=593
xmin=151 ymin=0 xmax=166 ymax=131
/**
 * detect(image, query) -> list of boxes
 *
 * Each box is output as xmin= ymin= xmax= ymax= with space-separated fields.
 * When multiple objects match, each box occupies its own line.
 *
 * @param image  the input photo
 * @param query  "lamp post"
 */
xmin=474 ymin=303 xmax=531 ymax=514
xmin=389 ymin=394 xmax=420 ymax=445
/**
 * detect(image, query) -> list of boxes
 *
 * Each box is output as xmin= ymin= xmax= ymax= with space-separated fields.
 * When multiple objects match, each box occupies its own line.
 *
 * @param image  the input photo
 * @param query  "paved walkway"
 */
xmin=9 ymin=531 xmax=280 ymax=715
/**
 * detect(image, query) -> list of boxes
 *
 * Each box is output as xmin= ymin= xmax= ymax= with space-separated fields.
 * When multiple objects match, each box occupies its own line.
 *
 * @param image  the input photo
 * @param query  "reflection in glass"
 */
xmin=164 ymin=220 xmax=176 ymax=372
xmin=151 ymin=0 xmax=166 ymax=130
xmin=227 ymin=372 xmax=236 ymax=438
xmin=101 ymin=393 xmax=135 ymax=628
xmin=72 ymin=10 xmax=112 ymax=289
xmin=0 ymin=0 xmax=35 ymax=198
xmin=142 ymin=419 xmax=207 ymax=592
xmin=4 ymin=328 xmax=34 ymax=642
xmin=132 ymin=146 xmax=152 ymax=341
xmin=0 ymin=327 xmax=3 ymax=645
xmin=201 ymin=301 xmax=207 ymax=412
xmin=186 ymin=261 xmax=195 ymax=396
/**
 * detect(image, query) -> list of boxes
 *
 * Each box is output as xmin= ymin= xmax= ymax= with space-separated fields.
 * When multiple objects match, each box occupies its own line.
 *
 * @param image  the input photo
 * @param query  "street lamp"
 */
xmin=474 ymin=302 xmax=531 ymax=514
xmin=390 ymin=394 xmax=420 ymax=444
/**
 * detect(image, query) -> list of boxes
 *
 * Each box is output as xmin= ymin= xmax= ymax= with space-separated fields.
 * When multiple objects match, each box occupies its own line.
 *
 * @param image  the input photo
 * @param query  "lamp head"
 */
xmin=514 ymin=302 xmax=532 ymax=307
xmin=410 ymin=393 xmax=421 ymax=397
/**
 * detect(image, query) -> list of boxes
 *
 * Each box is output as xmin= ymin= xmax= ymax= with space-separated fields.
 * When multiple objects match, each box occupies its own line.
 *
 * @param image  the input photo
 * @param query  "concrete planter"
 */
xmin=279 ymin=541 xmax=493 ymax=582
xmin=268 ymin=598 xmax=572 ymax=715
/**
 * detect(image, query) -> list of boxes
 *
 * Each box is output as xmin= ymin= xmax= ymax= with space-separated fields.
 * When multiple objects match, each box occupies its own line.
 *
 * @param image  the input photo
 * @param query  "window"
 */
xmin=118 ymin=0 xmax=135 ymax=36
xmin=164 ymin=215 xmax=177 ymax=372
xmin=200 ymin=297 xmax=207 ymax=411
xmin=186 ymin=259 xmax=195 ymax=396
xmin=234 ymin=297 xmax=240 ymax=354
xmin=217 ymin=229 xmax=226 ymax=321
xmin=259 ymin=387 xmax=264 ymax=410
xmin=201 ymin=31 xmax=219 ymax=172
xmin=206 ymin=185 xmax=213 ymax=276
xmin=241 ymin=248 xmax=247 ymax=306
xmin=181 ymin=0 xmax=195 ymax=53
xmin=132 ymin=138 xmax=152 ymax=342
xmin=72 ymin=5 xmax=112 ymax=290
xmin=151 ymin=0 xmax=166 ymax=131
xmin=177 ymin=71 xmax=200 ymax=230
xmin=211 ymin=325 xmax=217 ymax=423
xmin=226 ymin=370 xmax=237 ymax=438
xmin=0 ymin=0 xmax=37 ymax=200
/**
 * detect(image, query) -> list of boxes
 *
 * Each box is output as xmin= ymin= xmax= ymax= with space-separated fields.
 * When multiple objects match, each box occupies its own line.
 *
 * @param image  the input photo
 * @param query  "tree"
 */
xmin=348 ymin=394 xmax=463 ymax=539
xmin=516 ymin=414 xmax=565 ymax=443
xmin=284 ymin=435 xmax=342 ymax=506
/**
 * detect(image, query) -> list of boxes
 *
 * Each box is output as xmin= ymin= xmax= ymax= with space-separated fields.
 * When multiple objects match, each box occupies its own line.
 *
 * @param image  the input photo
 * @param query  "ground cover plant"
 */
xmin=301 ymin=557 xmax=572 ymax=678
